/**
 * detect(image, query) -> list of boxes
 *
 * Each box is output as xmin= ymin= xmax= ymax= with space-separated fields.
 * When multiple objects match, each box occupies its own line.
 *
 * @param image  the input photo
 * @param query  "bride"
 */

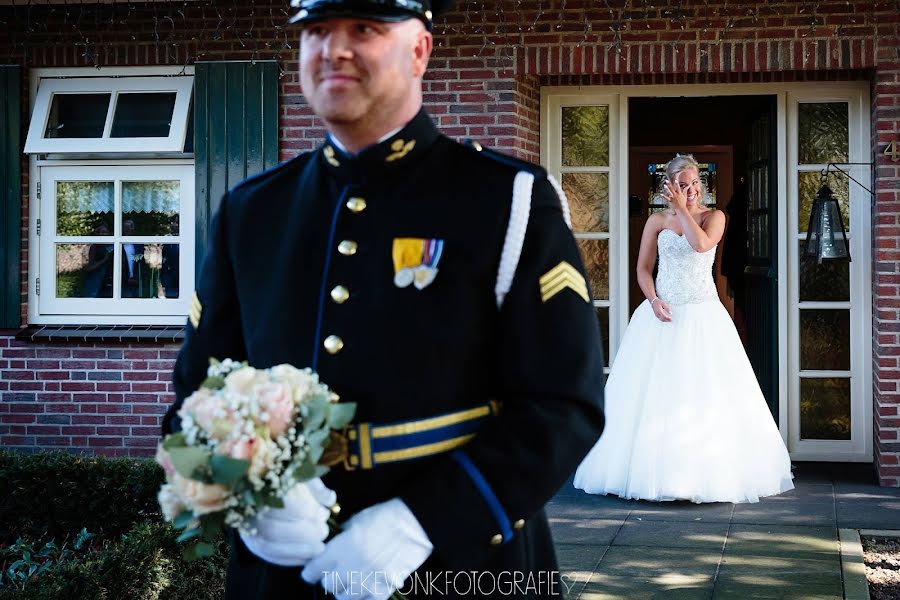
xmin=574 ymin=154 xmax=794 ymax=503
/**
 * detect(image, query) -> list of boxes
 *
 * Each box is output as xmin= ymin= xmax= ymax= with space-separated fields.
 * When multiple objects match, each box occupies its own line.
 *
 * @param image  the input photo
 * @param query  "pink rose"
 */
xmin=229 ymin=434 xmax=270 ymax=476
xmin=180 ymin=388 xmax=216 ymax=431
xmin=155 ymin=444 xmax=176 ymax=479
xmin=225 ymin=367 xmax=258 ymax=395
xmin=158 ymin=483 xmax=187 ymax=522
xmin=255 ymin=381 xmax=295 ymax=437
xmin=172 ymin=473 xmax=230 ymax=516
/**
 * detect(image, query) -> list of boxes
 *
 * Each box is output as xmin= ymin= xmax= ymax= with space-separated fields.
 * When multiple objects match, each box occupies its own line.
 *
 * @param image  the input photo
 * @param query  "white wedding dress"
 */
xmin=574 ymin=228 xmax=794 ymax=503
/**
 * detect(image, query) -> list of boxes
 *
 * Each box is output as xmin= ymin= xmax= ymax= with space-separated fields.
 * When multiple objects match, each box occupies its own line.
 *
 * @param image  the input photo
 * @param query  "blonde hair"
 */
xmin=664 ymin=153 xmax=709 ymax=207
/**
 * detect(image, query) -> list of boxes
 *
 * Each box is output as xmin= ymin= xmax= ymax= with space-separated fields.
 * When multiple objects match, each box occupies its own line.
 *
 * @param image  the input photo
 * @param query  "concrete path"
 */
xmin=548 ymin=463 xmax=900 ymax=599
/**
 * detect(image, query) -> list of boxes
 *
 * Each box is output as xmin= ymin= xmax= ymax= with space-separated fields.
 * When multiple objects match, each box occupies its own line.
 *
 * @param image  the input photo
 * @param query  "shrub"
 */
xmin=0 ymin=450 xmax=163 ymax=543
xmin=0 ymin=451 xmax=227 ymax=599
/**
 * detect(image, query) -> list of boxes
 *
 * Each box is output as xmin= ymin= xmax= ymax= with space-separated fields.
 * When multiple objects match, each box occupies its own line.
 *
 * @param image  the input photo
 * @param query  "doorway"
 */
xmin=627 ymin=96 xmax=778 ymax=419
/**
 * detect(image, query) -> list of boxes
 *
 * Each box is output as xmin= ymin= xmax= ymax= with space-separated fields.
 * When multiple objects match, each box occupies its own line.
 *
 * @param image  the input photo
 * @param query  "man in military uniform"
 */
xmin=163 ymin=0 xmax=605 ymax=597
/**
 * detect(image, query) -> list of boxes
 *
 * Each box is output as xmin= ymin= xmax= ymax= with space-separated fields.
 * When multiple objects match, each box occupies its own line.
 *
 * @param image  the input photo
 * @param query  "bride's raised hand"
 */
xmin=662 ymin=179 xmax=687 ymax=212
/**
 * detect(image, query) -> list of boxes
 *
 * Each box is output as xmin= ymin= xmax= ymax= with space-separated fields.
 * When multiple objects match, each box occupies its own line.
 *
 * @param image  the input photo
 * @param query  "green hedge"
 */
xmin=0 ymin=451 xmax=227 ymax=599
xmin=0 ymin=450 xmax=164 ymax=542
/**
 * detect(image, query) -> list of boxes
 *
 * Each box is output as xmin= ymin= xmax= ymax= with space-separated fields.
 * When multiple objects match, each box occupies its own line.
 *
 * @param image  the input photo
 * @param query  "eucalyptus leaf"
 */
xmin=292 ymin=459 xmax=317 ymax=482
xmin=173 ymin=510 xmax=196 ymax=530
xmin=210 ymin=454 xmax=249 ymax=485
xmin=194 ymin=542 xmax=216 ymax=558
xmin=303 ymin=398 xmax=327 ymax=432
xmin=326 ymin=402 xmax=356 ymax=429
xmin=162 ymin=431 xmax=187 ymax=450
xmin=176 ymin=527 xmax=201 ymax=543
xmin=307 ymin=428 xmax=329 ymax=449
xmin=308 ymin=444 xmax=324 ymax=464
xmin=200 ymin=375 xmax=225 ymax=390
xmin=167 ymin=446 xmax=211 ymax=479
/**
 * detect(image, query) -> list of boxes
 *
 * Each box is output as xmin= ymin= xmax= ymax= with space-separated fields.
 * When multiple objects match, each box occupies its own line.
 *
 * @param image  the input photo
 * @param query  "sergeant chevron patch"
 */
xmin=189 ymin=292 xmax=202 ymax=329
xmin=539 ymin=261 xmax=590 ymax=303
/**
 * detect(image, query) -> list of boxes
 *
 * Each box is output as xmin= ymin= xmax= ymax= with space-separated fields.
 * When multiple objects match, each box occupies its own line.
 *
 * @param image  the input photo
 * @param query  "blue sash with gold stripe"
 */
xmin=345 ymin=401 xmax=500 ymax=470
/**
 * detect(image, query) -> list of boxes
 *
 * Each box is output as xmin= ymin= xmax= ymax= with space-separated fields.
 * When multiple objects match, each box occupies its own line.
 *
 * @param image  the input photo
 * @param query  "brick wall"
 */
xmin=0 ymin=333 xmax=177 ymax=457
xmin=1 ymin=0 xmax=899 ymax=483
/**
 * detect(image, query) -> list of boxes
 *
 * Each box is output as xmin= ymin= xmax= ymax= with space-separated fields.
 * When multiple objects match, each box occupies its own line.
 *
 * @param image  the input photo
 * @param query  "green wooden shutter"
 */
xmin=194 ymin=61 xmax=279 ymax=268
xmin=1 ymin=66 xmax=21 ymax=329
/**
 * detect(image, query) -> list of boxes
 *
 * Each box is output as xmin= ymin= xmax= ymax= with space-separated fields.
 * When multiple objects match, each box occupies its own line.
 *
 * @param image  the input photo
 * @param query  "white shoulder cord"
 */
xmin=547 ymin=174 xmax=573 ymax=230
xmin=495 ymin=171 xmax=534 ymax=309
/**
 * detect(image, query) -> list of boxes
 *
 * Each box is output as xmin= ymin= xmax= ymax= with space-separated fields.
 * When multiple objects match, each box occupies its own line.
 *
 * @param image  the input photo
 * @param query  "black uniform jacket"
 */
xmin=163 ymin=109 xmax=605 ymax=599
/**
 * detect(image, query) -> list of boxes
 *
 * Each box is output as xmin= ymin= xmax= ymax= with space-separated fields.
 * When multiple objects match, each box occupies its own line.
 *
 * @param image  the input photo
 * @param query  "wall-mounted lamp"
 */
xmin=802 ymin=162 xmax=873 ymax=264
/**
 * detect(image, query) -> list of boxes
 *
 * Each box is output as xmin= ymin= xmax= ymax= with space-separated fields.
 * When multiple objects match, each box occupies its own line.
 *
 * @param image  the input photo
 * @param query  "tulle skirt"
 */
xmin=574 ymin=299 xmax=794 ymax=503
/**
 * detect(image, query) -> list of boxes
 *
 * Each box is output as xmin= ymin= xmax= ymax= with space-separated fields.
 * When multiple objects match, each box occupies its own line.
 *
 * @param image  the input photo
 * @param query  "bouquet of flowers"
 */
xmin=155 ymin=359 xmax=355 ymax=560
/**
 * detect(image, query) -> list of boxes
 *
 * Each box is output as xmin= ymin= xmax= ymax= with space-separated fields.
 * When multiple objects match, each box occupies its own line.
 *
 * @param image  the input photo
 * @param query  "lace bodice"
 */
xmin=654 ymin=228 xmax=718 ymax=305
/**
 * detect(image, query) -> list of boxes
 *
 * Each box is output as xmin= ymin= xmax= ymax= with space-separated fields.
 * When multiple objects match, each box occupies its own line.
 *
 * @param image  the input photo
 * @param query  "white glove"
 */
xmin=301 ymin=498 xmax=433 ymax=600
xmin=238 ymin=478 xmax=335 ymax=567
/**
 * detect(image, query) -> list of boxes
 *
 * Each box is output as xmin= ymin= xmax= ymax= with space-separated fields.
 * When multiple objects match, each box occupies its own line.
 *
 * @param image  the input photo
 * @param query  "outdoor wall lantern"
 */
xmin=803 ymin=180 xmax=850 ymax=263
xmin=802 ymin=162 xmax=873 ymax=264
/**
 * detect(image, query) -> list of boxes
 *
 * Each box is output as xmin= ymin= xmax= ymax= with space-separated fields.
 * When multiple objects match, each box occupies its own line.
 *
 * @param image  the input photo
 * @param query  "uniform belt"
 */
xmin=345 ymin=400 xmax=501 ymax=470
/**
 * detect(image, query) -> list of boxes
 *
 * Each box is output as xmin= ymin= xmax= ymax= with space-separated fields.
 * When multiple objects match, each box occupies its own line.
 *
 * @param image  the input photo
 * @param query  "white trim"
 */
xmin=541 ymin=81 xmax=872 ymax=461
xmin=786 ymin=88 xmax=873 ymax=461
xmin=25 ymin=75 xmax=193 ymax=154
xmin=35 ymin=164 xmax=195 ymax=323
xmin=542 ymin=94 xmax=621 ymax=374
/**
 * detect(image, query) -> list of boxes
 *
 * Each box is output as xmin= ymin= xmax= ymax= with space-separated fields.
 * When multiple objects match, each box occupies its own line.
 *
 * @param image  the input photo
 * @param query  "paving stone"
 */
xmin=578 ymin=572 xmax=714 ymax=599
xmin=549 ymin=517 xmax=625 ymax=545
xmin=612 ymin=518 xmax=729 ymax=549
xmin=730 ymin=500 xmax=835 ymax=527
xmin=627 ymin=500 xmax=734 ymax=523
xmin=724 ymin=524 xmax=838 ymax=559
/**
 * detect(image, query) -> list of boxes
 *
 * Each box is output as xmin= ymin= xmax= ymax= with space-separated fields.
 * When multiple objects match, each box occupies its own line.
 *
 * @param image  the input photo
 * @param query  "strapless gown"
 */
xmin=574 ymin=228 xmax=794 ymax=503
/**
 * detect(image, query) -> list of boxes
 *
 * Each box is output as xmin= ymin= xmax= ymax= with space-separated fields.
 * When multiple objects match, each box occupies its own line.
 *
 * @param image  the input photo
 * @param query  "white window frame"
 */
xmin=542 ymin=82 xmax=872 ymax=462
xmin=28 ymin=66 xmax=196 ymax=326
xmin=24 ymin=74 xmax=193 ymax=154
xmin=786 ymin=87 xmax=872 ymax=461
xmin=38 ymin=164 xmax=195 ymax=320
xmin=542 ymin=95 xmax=621 ymax=374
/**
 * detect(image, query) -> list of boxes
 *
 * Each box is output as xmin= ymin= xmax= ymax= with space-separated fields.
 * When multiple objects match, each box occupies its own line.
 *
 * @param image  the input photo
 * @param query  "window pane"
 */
xmin=799 ymin=171 xmax=849 ymax=232
xmin=45 ymin=93 xmax=110 ymax=139
xmin=800 ymin=309 xmax=850 ymax=371
xmin=56 ymin=181 xmax=114 ymax=236
xmin=111 ymin=92 xmax=177 ymax=138
xmin=595 ymin=306 xmax=609 ymax=368
xmin=798 ymin=242 xmax=849 ymax=302
xmin=563 ymin=172 xmax=609 ymax=233
xmin=121 ymin=242 xmax=179 ymax=299
xmin=798 ymin=103 xmax=849 ymax=165
xmin=562 ymin=106 xmax=609 ymax=167
xmin=576 ymin=238 xmax=608 ymax=300
xmin=56 ymin=243 xmax=113 ymax=298
xmin=122 ymin=181 xmax=180 ymax=236
xmin=800 ymin=377 xmax=851 ymax=440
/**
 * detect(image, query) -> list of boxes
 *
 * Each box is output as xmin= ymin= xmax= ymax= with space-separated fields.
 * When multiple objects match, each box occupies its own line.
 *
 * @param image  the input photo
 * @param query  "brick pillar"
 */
xmin=872 ymin=30 xmax=900 ymax=486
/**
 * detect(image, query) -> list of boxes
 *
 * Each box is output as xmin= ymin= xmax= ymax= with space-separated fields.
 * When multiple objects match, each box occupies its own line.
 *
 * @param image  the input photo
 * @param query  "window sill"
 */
xmin=15 ymin=324 xmax=185 ymax=344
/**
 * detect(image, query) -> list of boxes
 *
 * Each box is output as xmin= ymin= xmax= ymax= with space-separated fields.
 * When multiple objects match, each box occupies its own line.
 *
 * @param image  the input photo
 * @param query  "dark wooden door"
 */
xmin=744 ymin=101 xmax=779 ymax=421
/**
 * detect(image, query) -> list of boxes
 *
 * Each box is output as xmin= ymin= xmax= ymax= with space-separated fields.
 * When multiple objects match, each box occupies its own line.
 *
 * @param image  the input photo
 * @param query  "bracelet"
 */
xmin=650 ymin=297 xmax=660 ymax=306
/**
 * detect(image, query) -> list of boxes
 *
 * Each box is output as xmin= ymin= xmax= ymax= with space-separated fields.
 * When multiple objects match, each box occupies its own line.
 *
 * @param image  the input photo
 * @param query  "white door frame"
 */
xmin=541 ymin=82 xmax=872 ymax=461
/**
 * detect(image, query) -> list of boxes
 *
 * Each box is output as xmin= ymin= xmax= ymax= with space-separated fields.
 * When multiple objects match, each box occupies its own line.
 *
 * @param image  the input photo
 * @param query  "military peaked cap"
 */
xmin=289 ymin=0 xmax=455 ymax=29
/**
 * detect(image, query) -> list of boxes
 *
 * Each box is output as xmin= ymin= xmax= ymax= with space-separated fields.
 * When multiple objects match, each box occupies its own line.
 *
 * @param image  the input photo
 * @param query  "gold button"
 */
xmin=513 ymin=519 xmax=525 ymax=530
xmin=323 ymin=335 xmax=344 ymax=354
xmin=330 ymin=502 xmax=341 ymax=516
xmin=472 ymin=141 xmax=483 ymax=152
xmin=346 ymin=197 xmax=367 ymax=213
xmin=330 ymin=285 xmax=350 ymax=304
xmin=338 ymin=240 xmax=358 ymax=256
xmin=489 ymin=534 xmax=503 ymax=546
